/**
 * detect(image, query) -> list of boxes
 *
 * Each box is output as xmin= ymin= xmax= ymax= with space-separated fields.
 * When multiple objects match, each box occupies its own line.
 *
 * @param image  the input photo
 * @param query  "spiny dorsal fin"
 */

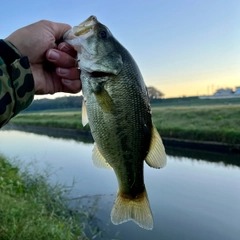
xmin=92 ymin=143 xmax=112 ymax=170
xmin=82 ymin=98 xmax=89 ymax=126
xmin=145 ymin=125 xmax=166 ymax=169
xmin=111 ymin=189 xmax=153 ymax=230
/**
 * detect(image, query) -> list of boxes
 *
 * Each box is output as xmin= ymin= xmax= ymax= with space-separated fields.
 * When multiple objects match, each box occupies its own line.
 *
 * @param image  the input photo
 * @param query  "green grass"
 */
xmin=0 ymin=155 xmax=110 ymax=240
xmin=152 ymin=105 xmax=240 ymax=144
xmin=11 ymin=112 xmax=90 ymax=131
xmin=150 ymin=96 xmax=240 ymax=107
xmin=10 ymin=105 xmax=240 ymax=144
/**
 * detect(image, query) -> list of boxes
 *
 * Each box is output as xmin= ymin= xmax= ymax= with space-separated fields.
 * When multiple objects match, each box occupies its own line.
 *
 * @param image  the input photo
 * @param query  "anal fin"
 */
xmin=145 ymin=125 xmax=167 ymax=168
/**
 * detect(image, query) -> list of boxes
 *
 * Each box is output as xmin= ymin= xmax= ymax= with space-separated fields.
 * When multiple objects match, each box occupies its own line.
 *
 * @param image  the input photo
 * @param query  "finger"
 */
xmin=58 ymin=42 xmax=77 ymax=58
xmin=56 ymin=67 xmax=80 ymax=80
xmin=62 ymin=79 xmax=82 ymax=93
xmin=46 ymin=49 xmax=78 ymax=68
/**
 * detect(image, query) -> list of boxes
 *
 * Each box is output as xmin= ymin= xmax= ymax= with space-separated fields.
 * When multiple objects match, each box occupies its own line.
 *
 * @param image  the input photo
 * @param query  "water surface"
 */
xmin=0 ymin=126 xmax=239 ymax=240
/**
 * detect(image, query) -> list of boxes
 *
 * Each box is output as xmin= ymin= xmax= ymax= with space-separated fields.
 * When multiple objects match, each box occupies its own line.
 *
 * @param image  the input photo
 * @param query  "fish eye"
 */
xmin=98 ymin=30 xmax=107 ymax=39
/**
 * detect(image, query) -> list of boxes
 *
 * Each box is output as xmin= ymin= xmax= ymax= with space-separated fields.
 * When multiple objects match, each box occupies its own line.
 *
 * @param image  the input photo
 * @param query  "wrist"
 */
xmin=0 ymin=40 xmax=22 ymax=74
xmin=0 ymin=39 xmax=35 ymax=116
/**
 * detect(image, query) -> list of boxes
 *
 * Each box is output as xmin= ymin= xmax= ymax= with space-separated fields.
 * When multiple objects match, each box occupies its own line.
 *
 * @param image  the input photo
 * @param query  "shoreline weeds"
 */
xmin=0 ymin=155 xmax=100 ymax=240
xmin=4 ymin=123 xmax=240 ymax=154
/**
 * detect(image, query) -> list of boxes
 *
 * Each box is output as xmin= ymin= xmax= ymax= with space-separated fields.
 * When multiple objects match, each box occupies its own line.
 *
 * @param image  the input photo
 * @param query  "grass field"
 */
xmin=11 ymin=111 xmax=89 ymax=131
xmin=0 ymin=155 xmax=109 ymax=240
xmin=150 ymin=96 xmax=240 ymax=107
xmin=152 ymin=105 xmax=240 ymax=144
xmin=10 ymin=105 xmax=240 ymax=145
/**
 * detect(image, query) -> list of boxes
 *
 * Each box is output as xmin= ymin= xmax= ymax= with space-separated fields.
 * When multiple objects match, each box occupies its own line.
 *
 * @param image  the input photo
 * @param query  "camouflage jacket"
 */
xmin=0 ymin=40 xmax=34 ymax=128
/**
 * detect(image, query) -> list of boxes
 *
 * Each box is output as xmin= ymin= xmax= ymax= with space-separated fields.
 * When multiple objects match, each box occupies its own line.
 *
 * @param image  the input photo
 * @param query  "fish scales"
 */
xmin=64 ymin=15 xmax=166 ymax=230
xmin=82 ymin=47 xmax=151 ymax=192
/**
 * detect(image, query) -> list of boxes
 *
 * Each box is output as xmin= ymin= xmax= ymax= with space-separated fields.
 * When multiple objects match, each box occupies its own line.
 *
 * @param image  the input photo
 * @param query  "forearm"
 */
xmin=0 ymin=40 xmax=34 ymax=128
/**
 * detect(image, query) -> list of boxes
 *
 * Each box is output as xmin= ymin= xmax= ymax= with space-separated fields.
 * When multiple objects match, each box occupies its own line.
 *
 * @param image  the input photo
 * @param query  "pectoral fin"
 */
xmin=95 ymin=88 xmax=115 ymax=114
xmin=82 ymin=99 xmax=89 ymax=126
xmin=145 ymin=125 xmax=167 ymax=168
xmin=92 ymin=144 xmax=112 ymax=170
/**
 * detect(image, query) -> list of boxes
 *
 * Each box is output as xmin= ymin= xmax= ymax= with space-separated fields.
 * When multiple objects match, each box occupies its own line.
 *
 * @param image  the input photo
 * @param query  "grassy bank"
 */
xmin=152 ymin=105 xmax=240 ymax=144
xmin=10 ymin=105 xmax=240 ymax=145
xmin=150 ymin=96 xmax=240 ymax=107
xmin=11 ymin=111 xmax=88 ymax=130
xmin=0 ymin=155 xmax=106 ymax=240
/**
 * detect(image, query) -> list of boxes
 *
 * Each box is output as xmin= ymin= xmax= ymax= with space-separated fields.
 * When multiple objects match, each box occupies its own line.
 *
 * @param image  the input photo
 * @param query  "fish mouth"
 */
xmin=63 ymin=15 xmax=97 ymax=53
xmin=73 ymin=15 xmax=97 ymax=37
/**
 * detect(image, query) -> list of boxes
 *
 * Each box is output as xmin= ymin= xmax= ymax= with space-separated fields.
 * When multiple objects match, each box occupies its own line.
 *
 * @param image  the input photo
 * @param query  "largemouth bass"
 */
xmin=64 ymin=16 xmax=166 ymax=230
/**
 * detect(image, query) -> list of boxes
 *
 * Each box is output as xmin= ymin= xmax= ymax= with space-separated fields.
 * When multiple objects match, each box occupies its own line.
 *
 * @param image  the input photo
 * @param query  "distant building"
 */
xmin=213 ymin=88 xmax=234 ymax=97
xmin=234 ymin=86 xmax=240 ymax=95
xmin=199 ymin=86 xmax=240 ymax=99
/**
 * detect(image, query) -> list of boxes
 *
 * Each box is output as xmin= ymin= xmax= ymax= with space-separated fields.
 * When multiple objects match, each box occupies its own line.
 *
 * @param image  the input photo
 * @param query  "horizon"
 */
xmin=33 ymin=84 xmax=240 ymax=101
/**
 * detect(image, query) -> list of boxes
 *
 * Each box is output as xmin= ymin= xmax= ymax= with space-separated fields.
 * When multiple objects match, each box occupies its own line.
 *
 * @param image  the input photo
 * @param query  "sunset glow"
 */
xmin=1 ymin=0 xmax=239 ymax=99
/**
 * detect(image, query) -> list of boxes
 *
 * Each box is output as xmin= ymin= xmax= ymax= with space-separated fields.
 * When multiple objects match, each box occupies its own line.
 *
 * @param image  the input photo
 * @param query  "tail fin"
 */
xmin=110 ymin=189 xmax=153 ymax=230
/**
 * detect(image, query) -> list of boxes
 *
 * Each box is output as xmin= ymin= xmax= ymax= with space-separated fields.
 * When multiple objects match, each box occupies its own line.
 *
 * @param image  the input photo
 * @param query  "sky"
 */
xmin=1 ymin=0 xmax=239 ymax=98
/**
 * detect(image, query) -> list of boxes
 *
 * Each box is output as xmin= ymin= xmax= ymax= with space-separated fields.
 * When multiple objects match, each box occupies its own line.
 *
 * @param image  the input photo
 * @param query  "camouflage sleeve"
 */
xmin=0 ymin=40 xmax=34 ymax=127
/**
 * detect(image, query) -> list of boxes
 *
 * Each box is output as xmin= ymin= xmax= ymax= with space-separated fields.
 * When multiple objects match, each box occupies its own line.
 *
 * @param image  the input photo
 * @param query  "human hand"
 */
xmin=5 ymin=20 xmax=81 ymax=95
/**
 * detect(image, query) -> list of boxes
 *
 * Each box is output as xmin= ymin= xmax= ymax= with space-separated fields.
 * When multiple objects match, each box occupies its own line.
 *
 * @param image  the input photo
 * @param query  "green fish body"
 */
xmin=64 ymin=16 xmax=166 ymax=230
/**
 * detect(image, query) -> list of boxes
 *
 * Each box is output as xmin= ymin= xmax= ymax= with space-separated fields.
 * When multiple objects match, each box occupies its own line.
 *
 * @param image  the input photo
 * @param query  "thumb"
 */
xmin=50 ymin=22 xmax=72 ymax=41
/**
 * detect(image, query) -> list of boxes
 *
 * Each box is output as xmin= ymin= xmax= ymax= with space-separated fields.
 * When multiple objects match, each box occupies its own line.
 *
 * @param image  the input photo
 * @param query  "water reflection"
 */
xmin=3 ymin=124 xmax=94 ymax=144
xmin=3 ymin=124 xmax=239 ymax=168
xmin=166 ymin=146 xmax=240 ymax=168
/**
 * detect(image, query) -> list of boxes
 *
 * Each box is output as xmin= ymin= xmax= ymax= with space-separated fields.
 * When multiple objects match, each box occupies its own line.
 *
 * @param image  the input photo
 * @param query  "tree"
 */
xmin=147 ymin=86 xmax=164 ymax=99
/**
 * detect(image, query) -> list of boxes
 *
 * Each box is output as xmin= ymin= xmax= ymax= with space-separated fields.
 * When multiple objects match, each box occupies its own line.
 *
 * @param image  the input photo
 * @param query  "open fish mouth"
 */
xmin=63 ymin=15 xmax=98 ymax=53
xmin=73 ymin=15 xmax=97 ymax=37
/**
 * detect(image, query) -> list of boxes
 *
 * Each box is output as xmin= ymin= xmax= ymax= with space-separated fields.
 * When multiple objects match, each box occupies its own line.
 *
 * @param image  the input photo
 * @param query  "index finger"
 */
xmin=46 ymin=49 xmax=78 ymax=68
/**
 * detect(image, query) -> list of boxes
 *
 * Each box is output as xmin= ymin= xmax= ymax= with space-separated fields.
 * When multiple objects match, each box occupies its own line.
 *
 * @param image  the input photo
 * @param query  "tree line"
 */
xmin=25 ymin=96 xmax=83 ymax=112
xmin=25 ymin=87 xmax=164 ymax=112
